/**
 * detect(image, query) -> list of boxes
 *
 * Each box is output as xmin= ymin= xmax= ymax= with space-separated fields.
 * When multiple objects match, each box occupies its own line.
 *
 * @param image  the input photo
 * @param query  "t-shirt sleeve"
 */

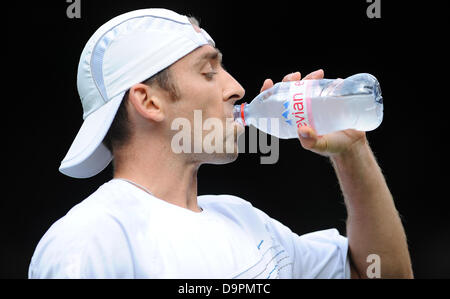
xmin=28 ymin=209 xmax=134 ymax=279
xmin=254 ymin=208 xmax=351 ymax=279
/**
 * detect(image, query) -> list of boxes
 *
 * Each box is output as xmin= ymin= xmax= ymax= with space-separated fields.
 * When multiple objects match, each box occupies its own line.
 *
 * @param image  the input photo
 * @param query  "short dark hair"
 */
xmin=102 ymin=67 xmax=179 ymax=154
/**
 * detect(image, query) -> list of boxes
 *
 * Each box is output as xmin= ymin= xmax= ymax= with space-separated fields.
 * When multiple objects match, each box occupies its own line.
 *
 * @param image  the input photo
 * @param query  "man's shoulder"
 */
xmin=29 ymin=204 xmax=131 ymax=278
xmin=33 ymin=196 xmax=124 ymax=255
xmin=48 ymin=183 xmax=120 ymax=232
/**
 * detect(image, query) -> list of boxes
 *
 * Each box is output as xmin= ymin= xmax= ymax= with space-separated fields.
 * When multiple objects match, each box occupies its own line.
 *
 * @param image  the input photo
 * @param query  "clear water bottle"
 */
xmin=233 ymin=73 xmax=383 ymax=138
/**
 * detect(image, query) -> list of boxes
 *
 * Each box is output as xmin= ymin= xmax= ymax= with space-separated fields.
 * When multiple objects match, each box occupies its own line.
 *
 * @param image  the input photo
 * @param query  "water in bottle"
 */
xmin=233 ymin=73 xmax=383 ymax=138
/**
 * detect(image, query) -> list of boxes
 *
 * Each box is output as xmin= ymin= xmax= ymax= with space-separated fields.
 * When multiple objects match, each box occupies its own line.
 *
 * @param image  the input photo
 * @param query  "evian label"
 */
xmin=281 ymin=81 xmax=313 ymax=129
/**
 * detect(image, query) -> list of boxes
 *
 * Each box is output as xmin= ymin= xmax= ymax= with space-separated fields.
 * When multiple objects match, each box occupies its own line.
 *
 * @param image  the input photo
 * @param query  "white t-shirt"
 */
xmin=29 ymin=179 xmax=350 ymax=279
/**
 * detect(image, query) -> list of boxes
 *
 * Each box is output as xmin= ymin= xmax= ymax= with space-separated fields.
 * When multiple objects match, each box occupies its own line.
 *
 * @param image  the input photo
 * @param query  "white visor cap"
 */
xmin=59 ymin=9 xmax=215 ymax=178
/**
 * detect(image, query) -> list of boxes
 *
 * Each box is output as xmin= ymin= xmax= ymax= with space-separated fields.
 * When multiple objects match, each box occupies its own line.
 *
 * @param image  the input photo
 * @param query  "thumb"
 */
xmin=297 ymin=126 xmax=328 ymax=153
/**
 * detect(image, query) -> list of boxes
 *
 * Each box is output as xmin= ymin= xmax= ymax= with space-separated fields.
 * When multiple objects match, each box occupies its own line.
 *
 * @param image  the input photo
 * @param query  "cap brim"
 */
xmin=59 ymin=92 xmax=125 ymax=178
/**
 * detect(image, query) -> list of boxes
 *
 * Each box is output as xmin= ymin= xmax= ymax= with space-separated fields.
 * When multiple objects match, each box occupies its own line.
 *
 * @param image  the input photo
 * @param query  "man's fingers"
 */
xmin=282 ymin=71 xmax=301 ymax=82
xmin=260 ymin=78 xmax=274 ymax=93
xmin=303 ymin=69 xmax=324 ymax=80
xmin=261 ymin=69 xmax=323 ymax=94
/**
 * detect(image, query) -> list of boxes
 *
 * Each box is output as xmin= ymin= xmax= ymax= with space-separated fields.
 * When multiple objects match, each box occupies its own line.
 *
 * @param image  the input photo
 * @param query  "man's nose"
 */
xmin=223 ymin=72 xmax=245 ymax=104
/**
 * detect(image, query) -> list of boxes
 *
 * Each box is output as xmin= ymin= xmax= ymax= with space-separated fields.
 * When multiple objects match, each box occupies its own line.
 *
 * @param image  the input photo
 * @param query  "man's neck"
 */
xmin=113 ymin=144 xmax=202 ymax=213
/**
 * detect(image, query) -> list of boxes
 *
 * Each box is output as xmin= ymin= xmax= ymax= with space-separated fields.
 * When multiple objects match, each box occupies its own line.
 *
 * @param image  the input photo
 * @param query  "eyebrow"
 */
xmin=194 ymin=48 xmax=223 ymax=67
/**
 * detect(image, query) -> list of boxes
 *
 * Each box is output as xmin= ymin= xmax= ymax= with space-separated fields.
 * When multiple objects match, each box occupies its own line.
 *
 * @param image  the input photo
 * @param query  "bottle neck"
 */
xmin=233 ymin=103 xmax=248 ymax=126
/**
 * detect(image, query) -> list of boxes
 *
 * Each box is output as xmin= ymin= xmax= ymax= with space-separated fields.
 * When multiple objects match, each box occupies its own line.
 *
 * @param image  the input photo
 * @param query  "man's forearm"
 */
xmin=330 ymin=139 xmax=413 ymax=278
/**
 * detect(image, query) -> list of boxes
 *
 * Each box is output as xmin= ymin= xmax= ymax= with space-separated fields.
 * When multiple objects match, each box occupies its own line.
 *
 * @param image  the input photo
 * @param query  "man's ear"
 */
xmin=127 ymin=83 xmax=165 ymax=122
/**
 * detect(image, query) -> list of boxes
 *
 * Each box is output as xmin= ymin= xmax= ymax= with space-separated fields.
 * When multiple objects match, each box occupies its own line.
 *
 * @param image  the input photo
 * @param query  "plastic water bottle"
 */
xmin=233 ymin=73 xmax=383 ymax=138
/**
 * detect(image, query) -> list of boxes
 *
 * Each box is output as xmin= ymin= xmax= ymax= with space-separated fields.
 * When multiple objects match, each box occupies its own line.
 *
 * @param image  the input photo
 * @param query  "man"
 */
xmin=29 ymin=8 xmax=413 ymax=278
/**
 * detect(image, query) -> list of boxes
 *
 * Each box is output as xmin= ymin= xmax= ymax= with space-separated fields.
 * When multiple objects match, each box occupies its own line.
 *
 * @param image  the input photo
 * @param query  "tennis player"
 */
xmin=29 ymin=8 xmax=413 ymax=279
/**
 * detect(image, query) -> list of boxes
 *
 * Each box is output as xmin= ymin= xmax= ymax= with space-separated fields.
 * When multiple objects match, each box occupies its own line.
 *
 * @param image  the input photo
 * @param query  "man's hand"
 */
xmin=262 ymin=71 xmax=413 ymax=278
xmin=260 ymin=69 xmax=366 ymax=157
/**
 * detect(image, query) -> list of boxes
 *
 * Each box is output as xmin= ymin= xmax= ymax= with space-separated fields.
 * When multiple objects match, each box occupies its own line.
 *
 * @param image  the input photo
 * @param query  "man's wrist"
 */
xmin=330 ymin=137 xmax=370 ymax=165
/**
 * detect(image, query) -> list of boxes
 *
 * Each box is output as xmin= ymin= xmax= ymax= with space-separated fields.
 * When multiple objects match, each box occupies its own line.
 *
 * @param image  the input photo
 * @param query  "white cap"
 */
xmin=59 ymin=9 xmax=215 ymax=178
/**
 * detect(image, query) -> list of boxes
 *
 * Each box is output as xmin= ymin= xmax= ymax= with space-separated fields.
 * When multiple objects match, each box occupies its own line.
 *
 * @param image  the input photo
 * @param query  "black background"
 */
xmin=3 ymin=0 xmax=448 ymax=278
